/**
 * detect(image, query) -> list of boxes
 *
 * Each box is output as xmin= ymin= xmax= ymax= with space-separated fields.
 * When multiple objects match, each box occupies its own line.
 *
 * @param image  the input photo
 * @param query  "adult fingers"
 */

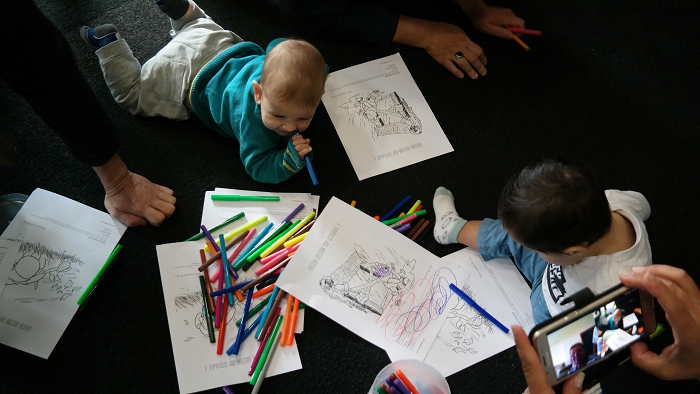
xmin=106 ymin=203 xmax=148 ymax=227
xmin=638 ymin=265 xmax=700 ymax=303
xmin=512 ymin=325 xmax=552 ymax=394
xmin=156 ymin=190 xmax=177 ymax=206
xmin=561 ymin=373 xmax=584 ymax=394
xmin=479 ymin=22 xmax=513 ymax=40
xmin=157 ymin=184 xmax=175 ymax=196
xmin=142 ymin=206 xmax=167 ymax=227
xmin=152 ymin=197 xmax=176 ymax=219
xmin=628 ymin=340 xmax=668 ymax=378
xmin=642 ymin=271 xmax=698 ymax=336
xmin=439 ymin=58 xmax=466 ymax=79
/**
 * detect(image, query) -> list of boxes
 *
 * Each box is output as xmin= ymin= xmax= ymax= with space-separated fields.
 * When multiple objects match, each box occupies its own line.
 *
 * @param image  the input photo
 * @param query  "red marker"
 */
xmin=507 ymin=27 xmax=542 ymax=36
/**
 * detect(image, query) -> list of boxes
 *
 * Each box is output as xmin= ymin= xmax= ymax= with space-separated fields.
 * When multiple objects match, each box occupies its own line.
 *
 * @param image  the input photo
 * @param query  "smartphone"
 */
xmin=529 ymin=284 xmax=656 ymax=386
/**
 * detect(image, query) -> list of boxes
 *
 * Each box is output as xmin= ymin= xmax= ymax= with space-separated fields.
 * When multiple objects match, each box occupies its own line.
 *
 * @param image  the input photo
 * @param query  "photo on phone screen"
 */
xmin=530 ymin=285 xmax=655 ymax=385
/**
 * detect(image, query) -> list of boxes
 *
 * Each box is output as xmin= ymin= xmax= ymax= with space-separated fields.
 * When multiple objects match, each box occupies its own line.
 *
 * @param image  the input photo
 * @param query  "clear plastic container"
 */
xmin=368 ymin=359 xmax=451 ymax=394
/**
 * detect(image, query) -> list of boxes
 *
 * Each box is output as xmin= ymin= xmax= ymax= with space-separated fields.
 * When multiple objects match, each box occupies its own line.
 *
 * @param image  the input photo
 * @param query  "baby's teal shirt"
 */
xmin=190 ymin=38 xmax=307 ymax=184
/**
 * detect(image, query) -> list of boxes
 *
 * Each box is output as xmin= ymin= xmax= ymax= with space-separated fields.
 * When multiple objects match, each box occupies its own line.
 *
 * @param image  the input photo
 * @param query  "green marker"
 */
xmin=381 ymin=209 xmax=427 ymax=226
xmin=246 ymin=221 xmax=299 ymax=263
xmin=250 ymin=315 xmax=284 ymax=384
xmin=184 ymin=212 xmax=245 ymax=241
xmin=77 ymin=244 xmax=122 ymax=306
xmin=211 ymin=195 xmax=280 ymax=202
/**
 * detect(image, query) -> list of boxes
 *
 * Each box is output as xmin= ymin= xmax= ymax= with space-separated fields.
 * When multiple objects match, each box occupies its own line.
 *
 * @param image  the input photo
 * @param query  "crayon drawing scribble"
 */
xmin=376 ymin=266 xmax=456 ymax=349
xmin=340 ymin=89 xmax=422 ymax=140
xmin=6 ymin=241 xmax=84 ymax=302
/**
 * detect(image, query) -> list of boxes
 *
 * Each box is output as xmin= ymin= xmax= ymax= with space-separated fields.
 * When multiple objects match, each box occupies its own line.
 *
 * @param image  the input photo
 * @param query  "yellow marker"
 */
xmin=260 ymin=211 xmax=315 ymax=258
xmin=512 ymin=34 xmax=531 ymax=52
xmin=350 ymin=200 xmax=356 ymax=207
xmin=283 ymin=232 xmax=307 ymax=249
xmin=204 ymin=215 xmax=268 ymax=253
xmin=406 ymin=200 xmax=422 ymax=215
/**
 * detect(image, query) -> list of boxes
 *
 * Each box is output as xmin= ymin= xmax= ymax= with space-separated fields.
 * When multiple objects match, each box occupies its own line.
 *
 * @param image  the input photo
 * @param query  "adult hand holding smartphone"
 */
xmin=515 ymin=265 xmax=700 ymax=394
xmin=619 ymin=266 xmax=700 ymax=380
xmin=528 ymin=284 xmax=656 ymax=387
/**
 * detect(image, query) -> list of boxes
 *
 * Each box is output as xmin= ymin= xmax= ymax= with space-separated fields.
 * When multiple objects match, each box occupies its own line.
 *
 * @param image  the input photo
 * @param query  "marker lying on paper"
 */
xmin=294 ymin=131 xmax=319 ymax=186
xmin=449 ymin=283 xmax=509 ymax=334
xmin=211 ymin=195 xmax=280 ymax=202
xmin=77 ymin=244 xmax=122 ymax=307
xmin=507 ymin=27 xmax=542 ymax=36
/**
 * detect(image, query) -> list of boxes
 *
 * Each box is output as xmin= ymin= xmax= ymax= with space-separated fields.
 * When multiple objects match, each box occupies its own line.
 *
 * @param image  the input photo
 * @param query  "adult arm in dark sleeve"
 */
xmin=1 ymin=1 xmax=176 ymax=226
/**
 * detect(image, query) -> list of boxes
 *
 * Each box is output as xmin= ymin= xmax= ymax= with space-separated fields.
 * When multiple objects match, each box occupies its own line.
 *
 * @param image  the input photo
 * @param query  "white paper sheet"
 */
xmin=202 ymin=188 xmax=319 ymax=231
xmin=275 ymin=197 xmax=467 ymax=360
xmin=605 ymin=329 xmax=638 ymax=352
xmin=156 ymin=241 xmax=303 ymax=394
xmin=389 ymin=248 xmax=534 ymax=376
xmin=0 ymin=188 xmax=126 ymax=358
xmin=322 ymin=53 xmax=453 ymax=180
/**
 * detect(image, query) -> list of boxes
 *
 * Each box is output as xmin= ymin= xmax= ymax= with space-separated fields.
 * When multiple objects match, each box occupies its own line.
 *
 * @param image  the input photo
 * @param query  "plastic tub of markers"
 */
xmin=369 ymin=359 xmax=450 ymax=394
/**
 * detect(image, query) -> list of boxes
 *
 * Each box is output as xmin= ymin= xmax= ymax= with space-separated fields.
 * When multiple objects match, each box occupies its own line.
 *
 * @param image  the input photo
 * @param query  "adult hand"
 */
xmin=513 ymin=324 xmax=585 ymax=394
xmin=395 ymin=16 xmax=487 ymax=79
xmin=94 ymin=154 xmax=176 ymax=227
xmin=468 ymin=5 xmax=525 ymax=40
xmin=619 ymin=266 xmax=700 ymax=380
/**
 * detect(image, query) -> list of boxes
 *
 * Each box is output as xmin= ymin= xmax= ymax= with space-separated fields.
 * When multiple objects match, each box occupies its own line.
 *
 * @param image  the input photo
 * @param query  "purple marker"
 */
xmin=395 ymin=223 xmax=411 ymax=234
xmin=201 ymin=225 xmax=220 ymax=252
xmin=385 ymin=377 xmax=396 ymax=387
xmin=393 ymin=378 xmax=412 ymax=394
xmin=221 ymin=386 xmax=235 ymax=394
xmin=389 ymin=386 xmax=401 ymax=394
xmin=282 ymin=203 xmax=305 ymax=223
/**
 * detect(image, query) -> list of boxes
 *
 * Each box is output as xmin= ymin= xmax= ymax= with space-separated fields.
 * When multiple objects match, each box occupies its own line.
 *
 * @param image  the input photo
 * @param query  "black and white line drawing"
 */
xmin=340 ymin=90 xmax=422 ymax=139
xmin=175 ymin=289 xmax=245 ymax=340
xmin=318 ymin=244 xmax=416 ymax=315
xmin=437 ymin=283 xmax=494 ymax=355
xmin=6 ymin=241 xmax=84 ymax=302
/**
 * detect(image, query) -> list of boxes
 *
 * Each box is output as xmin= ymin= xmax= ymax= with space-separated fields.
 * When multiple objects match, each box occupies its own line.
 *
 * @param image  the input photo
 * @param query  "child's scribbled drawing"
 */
xmin=340 ymin=90 xmax=422 ymax=139
xmin=5 ymin=241 xmax=84 ymax=302
xmin=436 ymin=283 xmax=494 ymax=355
xmin=319 ymin=244 xmax=455 ymax=349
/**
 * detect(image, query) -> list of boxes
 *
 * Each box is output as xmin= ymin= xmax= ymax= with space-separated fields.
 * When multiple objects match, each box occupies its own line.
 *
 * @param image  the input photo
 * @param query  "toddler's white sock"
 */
xmin=433 ymin=187 xmax=467 ymax=245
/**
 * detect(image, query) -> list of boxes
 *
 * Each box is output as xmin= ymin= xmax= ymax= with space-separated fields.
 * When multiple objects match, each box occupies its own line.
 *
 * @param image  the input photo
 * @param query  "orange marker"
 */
xmin=281 ymin=294 xmax=294 ymax=346
xmin=350 ymin=200 xmax=357 ymax=207
xmin=396 ymin=369 xmax=420 ymax=394
xmin=512 ymin=34 xmax=531 ymax=51
xmin=252 ymin=284 xmax=275 ymax=299
xmin=287 ymin=298 xmax=301 ymax=346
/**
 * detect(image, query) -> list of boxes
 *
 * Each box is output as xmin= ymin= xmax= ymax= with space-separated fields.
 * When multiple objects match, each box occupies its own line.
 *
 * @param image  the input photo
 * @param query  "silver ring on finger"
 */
xmin=454 ymin=51 xmax=464 ymax=61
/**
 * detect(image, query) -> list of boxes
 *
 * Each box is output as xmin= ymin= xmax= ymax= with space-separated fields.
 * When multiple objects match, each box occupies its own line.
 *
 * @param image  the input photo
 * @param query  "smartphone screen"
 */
xmin=531 ymin=285 xmax=655 ymax=385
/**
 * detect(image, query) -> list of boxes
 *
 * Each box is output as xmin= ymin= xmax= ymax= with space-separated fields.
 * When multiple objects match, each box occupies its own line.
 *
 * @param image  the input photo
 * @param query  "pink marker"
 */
xmin=507 ymin=27 xmax=542 ymax=36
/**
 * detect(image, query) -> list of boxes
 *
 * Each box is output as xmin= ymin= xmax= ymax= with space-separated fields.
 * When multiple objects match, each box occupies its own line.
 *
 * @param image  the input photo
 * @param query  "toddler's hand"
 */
xmin=292 ymin=133 xmax=312 ymax=160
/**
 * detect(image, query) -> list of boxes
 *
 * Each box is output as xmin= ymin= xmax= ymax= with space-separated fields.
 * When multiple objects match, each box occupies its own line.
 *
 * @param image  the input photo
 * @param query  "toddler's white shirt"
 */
xmin=543 ymin=190 xmax=652 ymax=317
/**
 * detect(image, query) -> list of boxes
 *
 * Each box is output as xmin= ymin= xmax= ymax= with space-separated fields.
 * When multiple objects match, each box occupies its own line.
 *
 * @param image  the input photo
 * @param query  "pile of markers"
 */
xmin=188 ymin=198 xmax=315 ymax=392
xmin=376 ymin=369 xmax=421 ymax=394
xmin=353 ymin=194 xmax=432 ymax=243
